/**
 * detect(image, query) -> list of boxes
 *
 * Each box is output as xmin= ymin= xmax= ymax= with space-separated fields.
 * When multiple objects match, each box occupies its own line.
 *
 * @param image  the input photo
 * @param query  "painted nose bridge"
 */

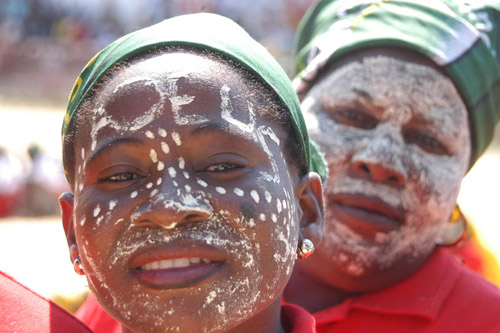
xmin=351 ymin=125 xmax=408 ymax=186
xmin=131 ymin=182 xmax=214 ymax=228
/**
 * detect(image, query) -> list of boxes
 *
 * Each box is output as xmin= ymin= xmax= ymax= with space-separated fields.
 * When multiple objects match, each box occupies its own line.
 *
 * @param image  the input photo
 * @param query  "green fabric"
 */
xmin=293 ymin=0 xmax=500 ymax=168
xmin=63 ymin=13 xmax=327 ymax=181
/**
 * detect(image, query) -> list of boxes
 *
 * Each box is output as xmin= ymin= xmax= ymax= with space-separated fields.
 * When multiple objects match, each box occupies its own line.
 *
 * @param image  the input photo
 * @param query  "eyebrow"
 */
xmin=87 ymin=137 xmax=144 ymax=165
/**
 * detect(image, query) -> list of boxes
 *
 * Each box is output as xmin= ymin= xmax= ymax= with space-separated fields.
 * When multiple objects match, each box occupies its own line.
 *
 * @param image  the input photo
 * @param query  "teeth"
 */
xmin=140 ymin=257 xmax=210 ymax=270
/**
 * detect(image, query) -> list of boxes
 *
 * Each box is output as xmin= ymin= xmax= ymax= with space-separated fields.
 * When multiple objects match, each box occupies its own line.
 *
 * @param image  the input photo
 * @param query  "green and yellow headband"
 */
xmin=294 ymin=0 xmax=500 ymax=168
xmin=63 ymin=13 xmax=327 ymax=181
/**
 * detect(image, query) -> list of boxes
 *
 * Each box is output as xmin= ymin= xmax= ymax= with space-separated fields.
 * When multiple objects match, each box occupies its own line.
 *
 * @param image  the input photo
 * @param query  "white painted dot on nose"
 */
xmin=145 ymin=131 xmax=155 ymax=139
xmin=150 ymin=189 xmax=159 ymax=197
xmin=168 ymin=167 xmax=177 ymax=178
xmin=93 ymin=204 xmax=101 ymax=217
xmin=109 ymin=200 xmax=117 ymax=210
xmin=149 ymin=149 xmax=158 ymax=163
xmin=158 ymin=128 xmax=167 ymax=137
xmin=234 ymin=188 xmax=244 ymax=196
xmin=216 ymin=187 xmax=226 ymax=194
xmin=172 ymin=132 xmax=182 ymax=146
xmin=271 ymin=214 xmax=277 ymax=223
xmin=173 ymin=181 xmax=178 ymax=187
xmin=157 ymin=161 xmax=165 ymax=171
xmin=185 ymin=184 xmax=191 ymax=192
xmin=131 ymin=191 xmax=138 ymax=199
xmin=265 ymin=191 xmax=272 ymax=203
xmin=282 ymin=200 xmax=287 ymax=210
xmin=251 ymin=190 xmax=260 ymax=203
xmin=161 ymin=142 xmax=170 ymax=154
xmin=277 ymin=199 xmax=282 ymax=213
xmin=156 ymin=177 xmax=162 ymax=186
xmin=183 ymin=171 xmax=190 ymax=179
xmin=146 ymin=182 xmax=153 ymax=189
xmin=178 ymin=157 xmax=185 ymax=170
xmin=259 ymin=213 xmax=266 ymax=221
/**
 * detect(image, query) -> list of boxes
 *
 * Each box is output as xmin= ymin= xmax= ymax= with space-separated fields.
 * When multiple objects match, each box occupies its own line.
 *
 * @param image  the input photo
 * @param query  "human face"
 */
xmin=301 ymin=49 xmax=471 ymax=291
xmin=67 ymin=52 xmax=302 ymax=332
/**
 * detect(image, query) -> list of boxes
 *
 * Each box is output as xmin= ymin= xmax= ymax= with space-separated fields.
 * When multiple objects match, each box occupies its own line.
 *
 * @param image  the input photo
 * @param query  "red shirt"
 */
xmin=78 ymin=293 xmax=316 ymax=332
xmin=0 ymin=271 xmax=91 ymax=332
xmin=314 ymin=247 xmax=500 ymax=332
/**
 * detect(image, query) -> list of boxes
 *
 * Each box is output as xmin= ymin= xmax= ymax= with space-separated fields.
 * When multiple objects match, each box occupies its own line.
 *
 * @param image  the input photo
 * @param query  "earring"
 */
xmin=73 ymin=258 xmax=85 ymax=275
xmin=297 ymin=238 xmax=314 ymax=259
xmin=436 ymin=205 xmax=467 ymax=247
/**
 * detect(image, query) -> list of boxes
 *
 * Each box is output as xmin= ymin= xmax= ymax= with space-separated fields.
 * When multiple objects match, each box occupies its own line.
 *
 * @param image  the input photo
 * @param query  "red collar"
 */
xmin=281 ymin=303 xmax=317 ymax=332
xmin=314 ymin=248 xmax=461 ymax=324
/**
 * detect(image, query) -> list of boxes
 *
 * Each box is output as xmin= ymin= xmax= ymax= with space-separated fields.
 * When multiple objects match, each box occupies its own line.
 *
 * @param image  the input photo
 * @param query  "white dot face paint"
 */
xmin=149 ymin=149 xmax=158 ymax=163
xmin=172 ymin=132 xmax=182 ymax=146
xmin=250 ymin=190 xmax=259 ymax=203
xmin=301 ymin=51 xmax=471 ymax=281
xmin=216 ymin=187 xmax=226 ymax=195
xmin=161 ymin=142 xmax=170 ymax=154
xmin=158 ymin=128 xmax=167 ymax=137
xmin=72 ymin=51 xmax=300 ymax=332
xmin=168 ymin=167 xmax=177 ymax=178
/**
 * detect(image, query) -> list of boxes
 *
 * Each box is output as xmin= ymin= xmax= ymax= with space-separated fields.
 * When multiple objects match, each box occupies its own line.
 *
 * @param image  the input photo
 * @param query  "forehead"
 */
xmin=315 ymin=48 xmax=469 ymax=128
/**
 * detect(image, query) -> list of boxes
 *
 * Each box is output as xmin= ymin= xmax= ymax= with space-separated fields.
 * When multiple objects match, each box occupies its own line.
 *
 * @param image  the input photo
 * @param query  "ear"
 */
xmin=295 ymin=172 xmax=324 ymax=250
xmin=59 ymin=192 xmax=79 ymax=264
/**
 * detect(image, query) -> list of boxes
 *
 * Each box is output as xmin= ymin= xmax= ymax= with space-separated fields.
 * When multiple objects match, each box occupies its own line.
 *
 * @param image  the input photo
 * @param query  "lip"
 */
xmin=329 ymin=193 xmax=404 ymax=237
xmin=129 ymin=241 xmax=225 ymax=289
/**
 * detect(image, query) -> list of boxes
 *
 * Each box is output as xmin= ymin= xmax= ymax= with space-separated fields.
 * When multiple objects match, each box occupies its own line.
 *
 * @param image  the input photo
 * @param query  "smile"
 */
xmin=129 ymin=242 xmax=225 ymax=289
xmin=139 ymin=257 xmax=212 ymax=270
xmin=330 ymin=193 xmax=404 ymax=237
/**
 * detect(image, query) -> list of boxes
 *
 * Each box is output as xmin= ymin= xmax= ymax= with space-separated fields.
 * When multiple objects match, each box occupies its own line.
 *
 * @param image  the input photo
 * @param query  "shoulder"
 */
xmin=281 ymin=303 xmax=316 ymax=333
xmin=0 ymin=271 xmax=92 ymax=332
xmin=440 ymin=258 xmax=500 ymax=329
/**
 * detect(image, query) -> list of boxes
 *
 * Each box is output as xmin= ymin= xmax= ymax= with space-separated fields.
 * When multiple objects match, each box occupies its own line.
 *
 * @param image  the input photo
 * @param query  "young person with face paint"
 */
xmin=284 ymin=0 xmax=500 ymax=331
xmin=59 ymin=13 xmax=326 ymax=333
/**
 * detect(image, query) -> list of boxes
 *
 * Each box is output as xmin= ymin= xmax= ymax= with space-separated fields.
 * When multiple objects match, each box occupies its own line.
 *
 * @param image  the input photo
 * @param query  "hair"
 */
xmin=63 ymin=46 xmax=307 ymax=186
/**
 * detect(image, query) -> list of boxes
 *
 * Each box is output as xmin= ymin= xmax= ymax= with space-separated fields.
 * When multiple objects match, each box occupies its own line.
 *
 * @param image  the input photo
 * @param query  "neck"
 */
xmin=284 ymin=267 xmax=356 ymax=313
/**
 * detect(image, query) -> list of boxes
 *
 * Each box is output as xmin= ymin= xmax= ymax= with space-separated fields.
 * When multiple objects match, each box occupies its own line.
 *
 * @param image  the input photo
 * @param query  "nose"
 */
xmin=350 ymin=131 xmax=407 ymax=187
xmin=131 ymin=190 xmax=213 ymax=229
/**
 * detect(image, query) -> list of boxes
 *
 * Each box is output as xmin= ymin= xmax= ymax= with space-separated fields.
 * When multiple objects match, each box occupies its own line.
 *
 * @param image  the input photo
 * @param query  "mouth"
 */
xmin=329 ymin=193 xmax=404 ymax=237
xmin=129 ymin=243 xmax=225 ymax=289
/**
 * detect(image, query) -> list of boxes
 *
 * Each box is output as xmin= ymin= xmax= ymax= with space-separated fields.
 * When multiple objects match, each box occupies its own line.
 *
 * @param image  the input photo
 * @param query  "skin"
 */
xmin=284 ymin=47 xmax=471 ymax=312
xmin=60 ymin=51 xmax=323 ymax=332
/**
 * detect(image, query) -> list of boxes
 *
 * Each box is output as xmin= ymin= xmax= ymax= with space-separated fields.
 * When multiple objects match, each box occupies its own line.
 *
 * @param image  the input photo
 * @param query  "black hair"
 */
xmin=63 ymin=46 xmax=307 ymax=186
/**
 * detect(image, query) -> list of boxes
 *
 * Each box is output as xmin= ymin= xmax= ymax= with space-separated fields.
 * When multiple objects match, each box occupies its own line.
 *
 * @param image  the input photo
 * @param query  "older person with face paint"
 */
xmin=59 ymin=13 xmax=326 ymax=333
xmin=283 ymin=0 xmax=500 ymax=331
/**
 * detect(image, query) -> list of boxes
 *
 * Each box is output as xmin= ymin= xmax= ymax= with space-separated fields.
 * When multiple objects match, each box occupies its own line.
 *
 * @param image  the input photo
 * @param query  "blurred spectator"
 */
xmin=24 ymin=143 xmax=68 ymax=216
xmin=0 ymin=146 xmax=25 ymax=217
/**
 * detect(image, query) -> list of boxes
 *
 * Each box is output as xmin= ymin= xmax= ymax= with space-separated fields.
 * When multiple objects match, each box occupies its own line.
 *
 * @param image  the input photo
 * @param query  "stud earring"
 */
xmin=297 ymin=238 xmax=314 ymax=259
xmin=73 ymin=258 xmax=85 ymax=275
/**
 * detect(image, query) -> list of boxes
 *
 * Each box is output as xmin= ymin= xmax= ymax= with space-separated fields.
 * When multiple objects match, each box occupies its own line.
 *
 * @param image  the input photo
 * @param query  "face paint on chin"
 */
xmin=302 ymin=53 xmax=471 ymax=277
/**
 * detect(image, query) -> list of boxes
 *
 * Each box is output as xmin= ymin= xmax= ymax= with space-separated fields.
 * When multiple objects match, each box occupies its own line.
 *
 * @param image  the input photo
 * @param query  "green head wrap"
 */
xmin=62 ymin=13 xmax=327 ymax=181
xmin=294 ymin=0 xmax=500 ymax=168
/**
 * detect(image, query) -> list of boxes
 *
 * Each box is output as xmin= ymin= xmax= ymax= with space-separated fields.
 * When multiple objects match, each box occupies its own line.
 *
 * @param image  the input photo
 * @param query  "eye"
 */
xmin=204 ymin=162 xmax=243 ymax=172
xmin=404 ymin=130 xmax=449 ymax=155
xmin=99 ymin=172 xmax=140 ymax=183
xmin=329 ymin=108 xmax=378 ymax=129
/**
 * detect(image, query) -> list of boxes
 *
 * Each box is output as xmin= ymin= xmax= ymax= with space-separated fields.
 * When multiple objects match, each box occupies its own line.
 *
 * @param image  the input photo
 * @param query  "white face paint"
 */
xmin=72 ymin=51 xmax=301 ymax=333
xmin=302 ymin=52 xmax=471 ymax=278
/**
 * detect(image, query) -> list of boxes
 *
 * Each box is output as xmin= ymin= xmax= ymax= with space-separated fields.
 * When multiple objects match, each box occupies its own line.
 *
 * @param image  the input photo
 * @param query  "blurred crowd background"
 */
xmin=1 ymin=0 xmax=500 ymax=313
xmin=0 ymin=0 xmax=314 ymax=217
